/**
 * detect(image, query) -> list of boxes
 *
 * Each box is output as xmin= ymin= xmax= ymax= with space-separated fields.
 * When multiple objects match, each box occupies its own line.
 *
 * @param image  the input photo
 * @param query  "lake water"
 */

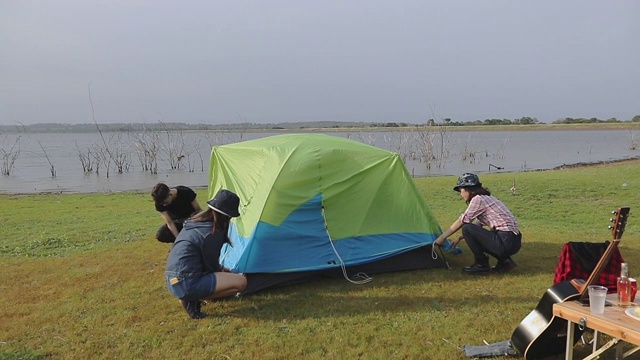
xmin=1 ymin=129 xmax=638 ymax=194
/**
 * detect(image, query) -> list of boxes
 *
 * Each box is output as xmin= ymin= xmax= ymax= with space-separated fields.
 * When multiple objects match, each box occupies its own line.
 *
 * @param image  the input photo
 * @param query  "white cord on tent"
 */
xmin=431 ymin=245 xmax=439 ymax=260
xmin=432 ymin=244 xmax=451 ymax=269
xmin=321 ymin=206 xmax=372 ymax=285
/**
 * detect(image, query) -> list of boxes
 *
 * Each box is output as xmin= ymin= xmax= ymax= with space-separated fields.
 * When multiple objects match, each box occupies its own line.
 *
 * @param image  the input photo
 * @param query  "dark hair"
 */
xmin=190 ymin=208 xmax=232 ymax=245
xmin=464 ymin=185 xmax=491 ymax=203
xmin=151 ymin=183 xmax=170 ymax=206
xmin=212 ymin=210 xmax=232 ymax=245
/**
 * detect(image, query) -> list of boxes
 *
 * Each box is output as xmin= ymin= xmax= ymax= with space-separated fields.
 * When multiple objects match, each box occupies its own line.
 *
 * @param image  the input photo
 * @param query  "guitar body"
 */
xmin=511 ymin=281 xmax=582 ymax=359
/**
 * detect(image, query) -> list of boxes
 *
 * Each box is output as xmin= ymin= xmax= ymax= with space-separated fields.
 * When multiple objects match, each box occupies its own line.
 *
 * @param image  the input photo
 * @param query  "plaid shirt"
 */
xmin=553 ymin=241 xmax=624 ymax=292
xmin=459 ymin=195 xmax=520 ymax=233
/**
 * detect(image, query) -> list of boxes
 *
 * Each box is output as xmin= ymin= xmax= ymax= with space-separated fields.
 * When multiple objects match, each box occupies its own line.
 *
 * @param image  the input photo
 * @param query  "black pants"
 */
xmin=156 ymin=220 xmax=184 ymax=243
xmin=461 ymin=223 xmax=522 ymax=264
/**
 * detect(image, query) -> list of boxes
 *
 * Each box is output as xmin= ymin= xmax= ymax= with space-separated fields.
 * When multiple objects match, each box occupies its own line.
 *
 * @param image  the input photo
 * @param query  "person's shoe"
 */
xmin=492 ymin=258 xmax=518 ymax=273
xmin=180 ymin=299 xmax=207 ymax=319
xmin=463 ymin=262 xmax=491 ymax=274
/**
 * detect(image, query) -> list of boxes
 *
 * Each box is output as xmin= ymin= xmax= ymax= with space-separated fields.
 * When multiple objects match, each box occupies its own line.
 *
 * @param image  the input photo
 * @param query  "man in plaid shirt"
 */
xmin=434 ymin=173 xmax=522 ymax=274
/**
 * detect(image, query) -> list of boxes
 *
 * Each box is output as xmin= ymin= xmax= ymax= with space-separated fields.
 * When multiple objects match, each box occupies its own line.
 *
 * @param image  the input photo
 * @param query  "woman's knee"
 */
xmin=233 ymin=274 xmax=247 ymax=291
xmin=216 ymin=272 xmax=247 ymax=292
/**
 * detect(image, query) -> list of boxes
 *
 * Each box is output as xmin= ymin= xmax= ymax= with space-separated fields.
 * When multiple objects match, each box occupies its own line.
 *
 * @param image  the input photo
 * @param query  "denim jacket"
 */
xmin=165 ymin=220 xmax=225 ymax=278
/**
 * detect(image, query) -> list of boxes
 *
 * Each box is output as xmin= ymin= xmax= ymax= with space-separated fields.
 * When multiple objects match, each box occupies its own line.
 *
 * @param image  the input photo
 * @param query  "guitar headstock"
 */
xmin=609 ymin=206 xmax=630 ymax=241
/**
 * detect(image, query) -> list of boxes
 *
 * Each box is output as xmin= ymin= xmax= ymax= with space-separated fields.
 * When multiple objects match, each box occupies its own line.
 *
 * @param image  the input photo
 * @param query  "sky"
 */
xmin=1 ymin=1 xmax=639 ymax=126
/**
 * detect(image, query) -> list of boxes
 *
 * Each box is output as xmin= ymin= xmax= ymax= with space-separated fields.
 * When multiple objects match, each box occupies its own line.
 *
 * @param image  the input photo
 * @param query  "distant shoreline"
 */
xmin=549 ymin=156 xmax=640 ymax=170
xmin=1 ymin=121 xmax=639 ymax=134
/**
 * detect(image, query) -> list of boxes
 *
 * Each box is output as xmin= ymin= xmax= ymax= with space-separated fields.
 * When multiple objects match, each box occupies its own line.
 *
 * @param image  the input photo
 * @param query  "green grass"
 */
xmin=1 ymin=160 xmax=640 ymax=359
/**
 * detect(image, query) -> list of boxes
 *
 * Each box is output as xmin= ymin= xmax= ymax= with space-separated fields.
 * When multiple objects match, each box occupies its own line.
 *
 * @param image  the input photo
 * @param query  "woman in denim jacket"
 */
xmin=165 ymin=189 xmax=247 ymax=319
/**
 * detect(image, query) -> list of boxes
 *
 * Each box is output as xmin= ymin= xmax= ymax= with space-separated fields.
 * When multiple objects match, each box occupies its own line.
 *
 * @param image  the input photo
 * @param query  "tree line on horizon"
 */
xmin=1 ymin=115 xmax=639 ymax=133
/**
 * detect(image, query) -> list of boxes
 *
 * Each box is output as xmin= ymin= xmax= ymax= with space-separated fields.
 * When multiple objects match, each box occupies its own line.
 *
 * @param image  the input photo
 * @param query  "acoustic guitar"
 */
xmin=510 ymin=206 xmax=630 ymax=359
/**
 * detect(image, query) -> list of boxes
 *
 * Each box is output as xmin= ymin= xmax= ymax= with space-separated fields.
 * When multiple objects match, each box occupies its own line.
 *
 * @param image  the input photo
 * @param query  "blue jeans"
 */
xmin=461 ymin=223 xmax=521 ymax=263
xmin=165 ymin=273 xmax=217 ymax=301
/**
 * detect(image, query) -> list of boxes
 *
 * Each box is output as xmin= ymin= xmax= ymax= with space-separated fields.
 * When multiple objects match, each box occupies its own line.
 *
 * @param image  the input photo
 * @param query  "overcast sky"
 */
xmin=1 ymin=1 xmax=639 ymax=125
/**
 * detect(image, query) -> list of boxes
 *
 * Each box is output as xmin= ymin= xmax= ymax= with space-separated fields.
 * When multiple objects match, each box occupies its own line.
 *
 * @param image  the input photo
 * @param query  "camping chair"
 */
xmin=553 ymin=241 xmax=624 ymax=292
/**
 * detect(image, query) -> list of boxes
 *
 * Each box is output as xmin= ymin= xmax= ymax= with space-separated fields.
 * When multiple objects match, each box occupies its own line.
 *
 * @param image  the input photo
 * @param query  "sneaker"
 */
xmin=463 ymin=262 xmax=490 ymax=274
xmin=180 ymin=299 xmax=207 ymax=319
xmin=492 ymin=258 xmax=518 ymax=273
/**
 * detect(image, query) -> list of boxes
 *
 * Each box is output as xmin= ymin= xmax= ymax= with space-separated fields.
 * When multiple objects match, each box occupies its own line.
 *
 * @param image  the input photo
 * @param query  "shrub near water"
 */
xmin=1 ymin=160 xmax=639 ymax=359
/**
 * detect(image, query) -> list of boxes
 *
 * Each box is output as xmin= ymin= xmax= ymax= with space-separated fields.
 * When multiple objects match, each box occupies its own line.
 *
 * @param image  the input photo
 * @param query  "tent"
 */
xmin=208 ymin=133 xmax=446 ymax=293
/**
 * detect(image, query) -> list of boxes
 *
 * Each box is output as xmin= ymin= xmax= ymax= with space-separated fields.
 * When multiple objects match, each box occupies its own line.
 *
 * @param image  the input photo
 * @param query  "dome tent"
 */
xmin=208 ymin=133 xmax=446 ymax=294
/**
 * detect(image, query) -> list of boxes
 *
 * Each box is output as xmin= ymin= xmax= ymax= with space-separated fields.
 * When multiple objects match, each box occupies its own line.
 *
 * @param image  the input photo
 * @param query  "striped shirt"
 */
xmin=459 ymin=195 xmax=520 ymax=234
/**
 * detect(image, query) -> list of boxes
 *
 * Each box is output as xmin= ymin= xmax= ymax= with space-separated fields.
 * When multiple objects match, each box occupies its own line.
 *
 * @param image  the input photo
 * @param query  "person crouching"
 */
xmin=164 ymin=189 xmax=247 ymax=319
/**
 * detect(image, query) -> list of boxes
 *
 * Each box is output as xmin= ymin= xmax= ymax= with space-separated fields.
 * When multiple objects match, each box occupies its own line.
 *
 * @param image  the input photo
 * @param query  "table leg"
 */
xmin=566 ymin=320 xmax=575 ymax=360
xmin=623 ymin=346 xmax=640 ymax=358
xmin=584 ymin=338 xmax=619 ymax=360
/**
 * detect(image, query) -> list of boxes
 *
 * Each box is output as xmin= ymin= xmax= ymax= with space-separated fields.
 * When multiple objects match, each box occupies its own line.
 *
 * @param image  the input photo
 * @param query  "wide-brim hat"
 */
xmin=453 ymin=173 xmax=482 ymax=192
xmin=207 ymin=189 xmax=240 ymax=217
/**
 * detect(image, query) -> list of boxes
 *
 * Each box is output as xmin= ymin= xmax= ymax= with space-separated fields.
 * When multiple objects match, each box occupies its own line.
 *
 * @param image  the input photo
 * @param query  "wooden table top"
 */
xmin=553 ymin=294 xmax=640 ymax=346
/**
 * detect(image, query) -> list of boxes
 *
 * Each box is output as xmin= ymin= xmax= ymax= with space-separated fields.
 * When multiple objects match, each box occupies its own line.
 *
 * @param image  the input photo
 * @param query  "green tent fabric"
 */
xmin=208 ymin=133 xmax=446 ymax=293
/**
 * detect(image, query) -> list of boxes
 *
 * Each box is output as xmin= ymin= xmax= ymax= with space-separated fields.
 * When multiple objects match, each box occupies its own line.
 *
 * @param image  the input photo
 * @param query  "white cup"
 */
xmin=588 ymin=285 xmax=608 ymax=314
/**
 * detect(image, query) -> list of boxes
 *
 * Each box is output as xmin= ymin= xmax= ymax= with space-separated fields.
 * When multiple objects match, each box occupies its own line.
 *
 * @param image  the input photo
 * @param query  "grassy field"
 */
xmin=1 ymin=160 xmax=639 ymax=359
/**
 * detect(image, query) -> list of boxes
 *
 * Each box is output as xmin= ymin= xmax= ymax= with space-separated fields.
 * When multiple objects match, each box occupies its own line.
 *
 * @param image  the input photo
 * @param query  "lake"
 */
xmin=1 ymin=129 xmax=638 ymax=194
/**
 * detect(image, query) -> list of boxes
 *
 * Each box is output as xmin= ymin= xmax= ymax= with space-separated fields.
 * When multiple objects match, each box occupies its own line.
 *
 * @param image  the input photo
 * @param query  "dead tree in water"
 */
xmin=416 ymin=110 xmax=453 ymax=171
xmin=394 ymin=131 xmax=413 ymax=163
xmin=416 ymin=123 xmax=436 ymax=170
xmin=75 ymin=141 xmax=93 ymax=174
xmin=628 ymin=130 xmax=638 ymax=150
xmin=460 ymin=135 xmax=478 ymax=164
xmin=38 ymin=141 xmax=56 ymax=177
xmin=159 ymin=122 xmax=186 ymax=170
xmin=108 ymin=132 xmax=131 ymax=174
xmin=132 ymin=128 xmax=160 ymax=174
xmin=88 ymin=84 xmax=117 ymax=178
xmin=92 ymin=144 xmax=108 ymax=176
xmin=186 ymin=137 xmax=205 ymax=173
xmin=1 ymin=135 xmax=21 ymax=176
